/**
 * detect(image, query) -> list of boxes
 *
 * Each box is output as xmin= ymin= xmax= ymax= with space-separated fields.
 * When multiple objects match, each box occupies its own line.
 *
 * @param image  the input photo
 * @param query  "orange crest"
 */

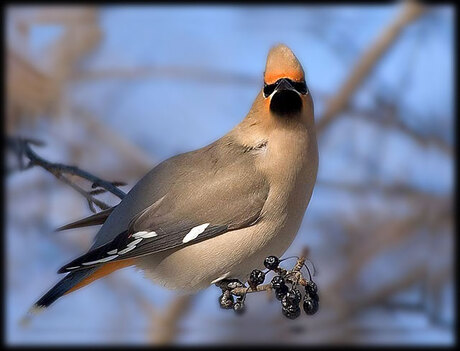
xmin=264 ymin=44 xmax=305 ymax=84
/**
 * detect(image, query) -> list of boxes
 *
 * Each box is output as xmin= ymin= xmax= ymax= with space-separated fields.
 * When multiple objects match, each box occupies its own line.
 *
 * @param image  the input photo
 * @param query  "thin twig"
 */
xmin=229 ymin=256 xmax=310 ymax=296
xmin=7 ymin=136 xmax=126 ymax=211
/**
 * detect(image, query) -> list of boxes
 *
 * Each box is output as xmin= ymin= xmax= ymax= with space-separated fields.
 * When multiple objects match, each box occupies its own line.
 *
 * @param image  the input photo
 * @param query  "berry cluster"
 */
xmin=216 ymin=255 xmax=319 ymax=320
xmin=266 ymin=256 xmax=319 ymax=319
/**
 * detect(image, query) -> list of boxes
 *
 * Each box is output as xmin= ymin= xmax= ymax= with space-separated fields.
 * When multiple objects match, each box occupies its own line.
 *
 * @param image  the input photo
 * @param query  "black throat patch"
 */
xmin=270 ymin=90 xmax=303 ymax=117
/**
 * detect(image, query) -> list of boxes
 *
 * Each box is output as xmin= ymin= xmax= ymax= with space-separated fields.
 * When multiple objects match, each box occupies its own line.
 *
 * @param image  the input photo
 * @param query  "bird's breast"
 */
xmin=257 ymin=126 xmax=317 ymax=216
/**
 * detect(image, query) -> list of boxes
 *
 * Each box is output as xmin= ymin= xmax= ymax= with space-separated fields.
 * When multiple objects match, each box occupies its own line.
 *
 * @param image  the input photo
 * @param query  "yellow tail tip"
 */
xmin=19 ymin=305 xmax=45 ymax=327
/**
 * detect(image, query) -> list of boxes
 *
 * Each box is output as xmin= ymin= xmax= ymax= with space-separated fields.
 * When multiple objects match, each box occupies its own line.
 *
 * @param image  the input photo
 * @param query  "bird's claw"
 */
xmin=215 ymin=278 xmax=245 ymax=291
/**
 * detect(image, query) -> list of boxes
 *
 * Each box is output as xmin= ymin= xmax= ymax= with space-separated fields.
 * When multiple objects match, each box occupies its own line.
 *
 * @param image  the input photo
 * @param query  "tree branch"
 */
xmin=316 ymin=1 xmax=426 ymax=134
xmin=347 ymin=106 xmax=452 ymax=155
xmin=7 ymin=136 xmax=126 ymax=212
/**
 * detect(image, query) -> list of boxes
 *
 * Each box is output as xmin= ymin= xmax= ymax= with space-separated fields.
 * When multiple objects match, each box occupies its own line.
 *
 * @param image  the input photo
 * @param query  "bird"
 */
xmin=26 ymin=43 xmax=318 ymax=317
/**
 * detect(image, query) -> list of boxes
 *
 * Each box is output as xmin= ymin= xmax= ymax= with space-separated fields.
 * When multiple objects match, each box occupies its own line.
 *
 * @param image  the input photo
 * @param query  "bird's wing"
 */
xmin=58 ymin=140 xmax=269 ymax=273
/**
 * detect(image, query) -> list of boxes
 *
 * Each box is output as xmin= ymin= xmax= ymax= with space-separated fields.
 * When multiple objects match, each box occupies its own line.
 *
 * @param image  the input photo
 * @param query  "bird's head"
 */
xmin=262 ymin=44 xmax=312 ymax=119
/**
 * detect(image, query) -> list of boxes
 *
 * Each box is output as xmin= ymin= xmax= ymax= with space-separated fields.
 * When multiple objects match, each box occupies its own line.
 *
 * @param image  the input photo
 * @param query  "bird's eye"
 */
xmin=292 ymin=81 xmax=308 ymax=95
xmin=263 ymin=83 xmax=276 ymax=98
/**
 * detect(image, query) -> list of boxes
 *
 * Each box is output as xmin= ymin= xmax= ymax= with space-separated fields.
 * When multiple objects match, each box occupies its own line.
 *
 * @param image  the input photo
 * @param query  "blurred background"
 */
xmin=5 ymin=2 xmax=454 ymax=345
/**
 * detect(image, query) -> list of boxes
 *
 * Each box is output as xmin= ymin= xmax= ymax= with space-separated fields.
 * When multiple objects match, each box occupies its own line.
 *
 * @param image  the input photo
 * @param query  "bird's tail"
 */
xmin=21 ymin=268 xmax=98 ymax=325
xmin=21 ymin=259 xmax=135 ymax=326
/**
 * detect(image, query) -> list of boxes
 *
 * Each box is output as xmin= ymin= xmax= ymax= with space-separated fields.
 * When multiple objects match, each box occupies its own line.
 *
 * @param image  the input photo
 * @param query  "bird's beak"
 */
xmin=274 ymin=78 xmax=296 ymax=94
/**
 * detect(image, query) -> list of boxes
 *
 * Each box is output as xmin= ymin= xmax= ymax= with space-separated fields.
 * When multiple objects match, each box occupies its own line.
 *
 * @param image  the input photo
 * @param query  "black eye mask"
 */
xmin=263 ymin=78 xmax=308 ymax=98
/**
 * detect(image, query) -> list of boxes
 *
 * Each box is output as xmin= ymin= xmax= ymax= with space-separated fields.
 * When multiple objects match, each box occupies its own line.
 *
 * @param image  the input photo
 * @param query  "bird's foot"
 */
xmin=215 ymin=278 xmax=245 ymax=291
xmin=216 ymin=279 xmax=247 ymax=314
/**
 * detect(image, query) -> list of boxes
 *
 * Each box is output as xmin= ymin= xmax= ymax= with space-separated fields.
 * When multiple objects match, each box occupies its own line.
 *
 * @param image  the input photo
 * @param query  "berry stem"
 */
xmin=292 ymin=256 xmax=306 ymax=273
xmin=231 ymin=283 xmax=271 ymax=296
xmin=229 ymin=256 xmax=308 ymax=296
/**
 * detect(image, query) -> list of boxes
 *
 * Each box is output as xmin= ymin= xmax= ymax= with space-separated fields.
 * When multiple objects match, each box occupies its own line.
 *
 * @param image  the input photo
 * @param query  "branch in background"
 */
xmin=73 ymin=106 xmax=154 ymax=173
xmin=317 ymin=179 xmax=450 ymax=205
xmin=74 ymin=65 xmax=260 ymax=87
xmin=316 ymin=1 xmax=426 ymax=134
xmin=148 ymin=294 xmax=195 ymax=345
xmin=347 ymin=107 xmax=452 ymax=155
xmin=7 ymin=136 xmax=126 ymax=212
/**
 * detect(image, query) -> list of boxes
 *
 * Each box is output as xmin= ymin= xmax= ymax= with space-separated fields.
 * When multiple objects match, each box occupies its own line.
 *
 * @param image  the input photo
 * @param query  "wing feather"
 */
xmin=58 ymin=138 xmax=269 ymax=273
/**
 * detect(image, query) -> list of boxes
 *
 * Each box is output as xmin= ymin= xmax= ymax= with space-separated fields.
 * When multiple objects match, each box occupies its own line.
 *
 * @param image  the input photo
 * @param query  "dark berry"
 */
xmin=282 ymin=305 xmax=301 ymax=319
xmin=274 ymin=284 xmax=289 ymax=301
xmin=249 ymin=269 xmax=265 ymax=287
xmin=303 ymin=297 xmax=319 ymax=315
xmin=283 ymin=302 xmax=300 ymax=313
xmin=264 ymin=256 xmax=280 ymax=270
xmin=305 ymin=281 xmax=318 ymax=294
xmin=281 ymin=295 xmax=290 ymax=308
xmin=218 ymin=292 xmax=234 ymax=309
xmin=271 ymin=275 xmax=285 ymax=289
xmin=281 ymin=295 xmax=300 ymax=311
xmin=309 ymin=292 xmax=319 ymax=302
xmin=286 ymin=288 xmax=302 ymax=305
